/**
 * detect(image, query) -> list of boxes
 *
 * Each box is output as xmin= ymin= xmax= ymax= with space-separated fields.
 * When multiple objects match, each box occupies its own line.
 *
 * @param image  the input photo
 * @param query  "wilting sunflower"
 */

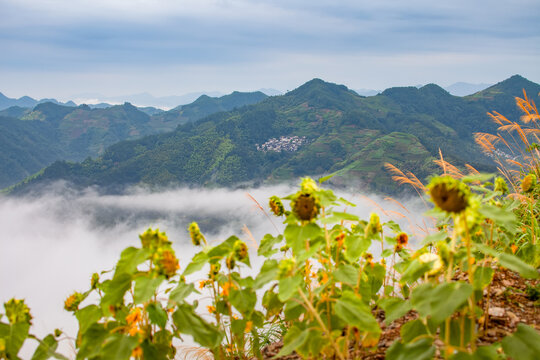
xmin=269 ymin=196 xmax=285 ymax=216
xmin=521 ymin=174 xmax=537 ymax=193
xmin=427 ymin=176 xmax=470 ymax=213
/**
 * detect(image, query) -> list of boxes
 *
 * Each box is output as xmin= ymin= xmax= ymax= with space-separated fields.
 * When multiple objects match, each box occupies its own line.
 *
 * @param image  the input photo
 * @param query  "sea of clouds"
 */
xmin=0 ymin=181 xmax=428 ymax=358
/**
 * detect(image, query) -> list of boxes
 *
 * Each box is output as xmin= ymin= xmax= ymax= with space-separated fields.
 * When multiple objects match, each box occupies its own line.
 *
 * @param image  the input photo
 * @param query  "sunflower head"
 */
xmin=364 ymin=213 xmax=382 ymax=237
xmin=4 ymin=299 xmax=32 ymax=324
xmin=521 ymin=174 xmax=537 ymax=193
xmin=226 ymin=255 xmax=236 ymax=270
xmin=494 ymin=177 xmax=508 ymax=194
xmin=233 ymin=240 xmax=248 ymax=260
xmin=209 ymin=263 xmax=221 ymax=279
xmin=269 ymin=196 xmax=285 ymax=216
xmin=291 ymin=193 xmax=320 ymax=221
xmin=139 ymin=228 xmax=170 ymax=250
xmin=428 ymin=176 xmax=470 ymax=213
xmin=90 ymin=272 xmax=100 ymax=290
xmin=156 ymin=250 xmax=180 ymax=279
xmin=64 ymin=292 xmax=85 ymax=312
xmin=300 ymin=177 xmax=319 ymax=193
xmin=188 ymin=222 xmax=206 ymax=246
xmin=396 ymin=232 xmax=409 ymax=246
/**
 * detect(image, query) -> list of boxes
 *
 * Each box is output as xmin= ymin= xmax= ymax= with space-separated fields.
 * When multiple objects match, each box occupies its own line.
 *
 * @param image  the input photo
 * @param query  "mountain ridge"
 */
xmin=11 ymin=75 xmax=540 ymax=194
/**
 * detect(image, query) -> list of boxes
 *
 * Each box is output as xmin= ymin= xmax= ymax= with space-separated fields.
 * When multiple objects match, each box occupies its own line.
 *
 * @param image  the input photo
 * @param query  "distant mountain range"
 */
xmin=9 ymin=75 xmax=539 ymax=195
xmin=354 ymin=82 xmax=493 ymax=97
xmin=0 ymin=92 xmax=76 ymax=110
xmin=0 ymin=91 xmax=269 ymax=188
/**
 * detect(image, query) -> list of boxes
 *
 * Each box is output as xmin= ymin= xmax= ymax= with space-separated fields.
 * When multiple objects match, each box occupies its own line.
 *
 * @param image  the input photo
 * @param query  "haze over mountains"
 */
xmin=4 ymin=75 xmax=538 ymax=195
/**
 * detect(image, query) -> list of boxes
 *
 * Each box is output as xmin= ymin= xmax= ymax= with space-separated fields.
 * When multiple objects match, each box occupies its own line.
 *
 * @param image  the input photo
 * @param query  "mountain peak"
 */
xmin=286 ymin=78 xmax=357 ymax=104
xmin=471 ymin=74 xmax=540 ymax=99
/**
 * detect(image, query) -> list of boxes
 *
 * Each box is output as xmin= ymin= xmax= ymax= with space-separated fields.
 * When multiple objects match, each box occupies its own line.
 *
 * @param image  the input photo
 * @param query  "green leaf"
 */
xmin=378 ymin=298 xmax=411 ymax=324
xmin=476 ymin=244 xmax=538 ymax=279
xmin=5 ymin=321 xmax=30 ymax=359
xmin=258 ymin=234 xmax=282 ymax=257
xmin=411 ymin=282 xmax=473 ymax=325
xmin=344 ymin=235 xmax=371 ymax=262
xmin=101 ymin=273 xmax=132 ymax=308
xmin=100 ymin=334 xmax=138 ymax=360
xmin=134 ymin=276 xmax=164 ymax=304
xmin=207 ymin=236 xmax=238 ymax=261
xmin=386 ymin=338 xmax=435 ymax=360
xmin=146 ymin=302 xmax=168 ymax=329
xmin=384 ymin=220 xmax=401 ymax=233
xmin=31 ymin=334 xmax=58 ymax=360
xmin=502 ymin=324 xmax=540 ymax=360
xmin=168 ymin=282 xmax=197 ymax=305
xmin=262 ymin=290 xmax=283 ymax=316
xmin=318 ymin=173 xmax=335 ymax=183
xmin=381 ymin=249 xmax=393 ymax=258
xmin=400 ymin=319 xmax=429 ymax=343
xmin=473 ymin=266 xmax=494 ymax=290
xmin=362 ymin=263 xmax=386 ymax=300
xmin=498 ymin=253 xmax=539 ymax=279
xmin=399 ymin=259 xmax=433 ymax=284
xmin=76 ymin=323 xmax=108 ymax=360
xmin=421 ymin=231 xmax=448 ymax=246
xmin=276 ymin=326 xmax=310 ymax=357
xmin=254 ymin=259 xmax=279 ymax=289
xmin=319 ymin=211 xmax=359 ymax=224
xmin=182 ymin=251 xmax=209 ymax=276
xmin=478 ymin=203 xmax=517 ymax=233
xmin=335 ymin=291 xmax=379 ymax=333
xmin=461 ymin=173 xmax=494 ymax=184
xmin=75 ymin=305 xmax=102 ymax=335
xmin=114 ymin=247 xmax=150 ymax=277
xmin=440 ymin=317 xmax=473 ymax=348
xmin=140 ymin=340 xmax=169 ymax=360
xmin=333 ymin=264 xmax=359 ymax=285
xmin=172 ymin=304 xmax=223 ymax=349
xmin=284 ymin=223 xmax=323 ymax=255
xmin=278 ymin=274 xmax=302 ymax=302
xmin=229 ymin=288 xmax=256 ymax=316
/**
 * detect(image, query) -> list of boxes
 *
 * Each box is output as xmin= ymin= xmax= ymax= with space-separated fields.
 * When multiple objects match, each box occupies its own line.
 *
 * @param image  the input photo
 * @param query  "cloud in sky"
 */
xmin=1 ymin=0 xmax=539 ymax=99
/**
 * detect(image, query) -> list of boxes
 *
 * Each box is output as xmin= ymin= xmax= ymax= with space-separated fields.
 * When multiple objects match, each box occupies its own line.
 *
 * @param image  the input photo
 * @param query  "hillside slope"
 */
xmin=0 ymin=92 xmax=268 ymax=188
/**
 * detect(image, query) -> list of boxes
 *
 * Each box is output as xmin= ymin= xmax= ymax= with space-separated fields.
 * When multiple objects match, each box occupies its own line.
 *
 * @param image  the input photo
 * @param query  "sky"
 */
xmin=1 ymin=0 xmax=539 ymax=101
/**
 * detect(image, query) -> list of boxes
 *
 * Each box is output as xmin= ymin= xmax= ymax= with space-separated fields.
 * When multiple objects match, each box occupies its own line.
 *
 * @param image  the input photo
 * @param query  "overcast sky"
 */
xmin=1 ymin=0 xmax=539 ymax=100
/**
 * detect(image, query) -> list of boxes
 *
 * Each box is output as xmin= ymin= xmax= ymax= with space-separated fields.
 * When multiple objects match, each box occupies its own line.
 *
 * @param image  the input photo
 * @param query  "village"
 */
xmin=256 ymin=135 xmax=308 ymax=152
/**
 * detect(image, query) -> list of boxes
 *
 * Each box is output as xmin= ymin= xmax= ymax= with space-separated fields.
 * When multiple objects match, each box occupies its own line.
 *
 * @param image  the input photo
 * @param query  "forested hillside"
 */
xmin=13 ymin=75 xmax=540 ymax=194
xmin=0 ymin=92 xmax=267 ymax=188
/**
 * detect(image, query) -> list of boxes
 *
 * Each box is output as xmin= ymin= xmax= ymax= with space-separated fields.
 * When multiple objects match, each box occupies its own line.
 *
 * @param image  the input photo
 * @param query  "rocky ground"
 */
xmin=260 ymin=268 xmax=539 ymax=359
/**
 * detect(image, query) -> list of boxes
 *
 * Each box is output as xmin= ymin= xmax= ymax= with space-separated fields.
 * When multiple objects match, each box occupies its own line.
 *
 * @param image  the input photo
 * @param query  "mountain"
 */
xmin=444 ymin=82 xmax=492 ymax=96
xmin=0 ymin=92 xmax=76 ymax=110
xmin=0 ymin=106 xmax=32 ymax=118
xmin=0 ymin=91 xmax=269 ymax=188
xmin=13 ymin=75 xmax=539 ymax=194
xmin=72 ymin=91 xmax=225 ymax=109
xmin=0 ymin=115 xmax=66 ymax=187
xmin=149 ymin=91 xmax=268 ymax=132
xmin=354 ymin=88 xmax=381 ymax=96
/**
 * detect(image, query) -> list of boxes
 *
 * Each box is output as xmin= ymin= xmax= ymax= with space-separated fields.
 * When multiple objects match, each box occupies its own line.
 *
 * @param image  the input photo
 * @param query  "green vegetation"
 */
xmin=12 ymin=75 xmax=540 ymax=195
xmin=0 ymin=92 xmax=268 ymax=188
xmin=2 ymin=93 xmax=540 ymax=359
